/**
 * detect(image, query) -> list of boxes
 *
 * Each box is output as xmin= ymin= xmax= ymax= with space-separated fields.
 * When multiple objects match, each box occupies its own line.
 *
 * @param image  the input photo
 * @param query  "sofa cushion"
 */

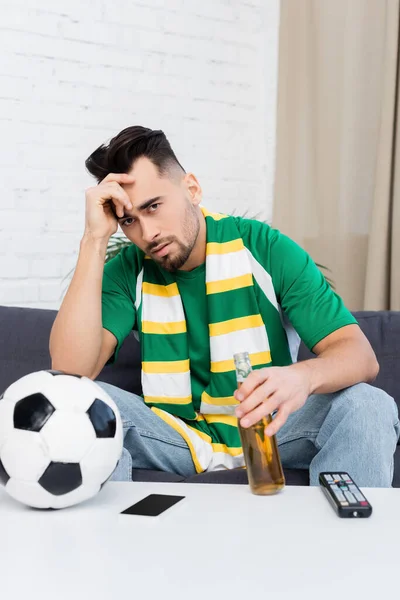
xmin=1 ymin=305 xmax=399 ymax=487
xmin=185 ymin=467 xmax=309 ymax=486
xmin=0 ymin=306 xmax=55 ymax=393
xmin=129 ymin=468 xmax=310 ymax=486
xmin=98 ymin=331 xmax=142 ymax=396
xmin=0 ymin=305 xmax=142 ymax=396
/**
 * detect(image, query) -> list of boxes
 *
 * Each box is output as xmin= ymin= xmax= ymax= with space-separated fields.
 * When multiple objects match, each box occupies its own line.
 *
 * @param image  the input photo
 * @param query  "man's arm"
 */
xmin=235 ymin=226 xmax=380 ymax=434
xmin=50 ymin=234 xmax=109 ymax=377
xmin=234 ymin=324 xmax=380 ymax=435
xmin=293 ymin=324 xmax=379 ymax=395
xmin=50 ymin=172 xmax=134 ymax=377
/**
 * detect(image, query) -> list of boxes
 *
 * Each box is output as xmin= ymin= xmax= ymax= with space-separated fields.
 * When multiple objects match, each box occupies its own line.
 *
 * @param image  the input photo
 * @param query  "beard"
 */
xmin=147 ymin=202 xmax=200 ymax=272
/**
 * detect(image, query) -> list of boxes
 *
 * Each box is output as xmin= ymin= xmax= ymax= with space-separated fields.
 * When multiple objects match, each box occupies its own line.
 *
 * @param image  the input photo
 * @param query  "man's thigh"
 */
xmin=276 ymin=391 xmax=334 ymax=470
xmin=95 ymin=381 xmax=196 ymax=478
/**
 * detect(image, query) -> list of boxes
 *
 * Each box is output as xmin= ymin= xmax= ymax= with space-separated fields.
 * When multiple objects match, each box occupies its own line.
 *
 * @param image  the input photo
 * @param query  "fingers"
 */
xmin=264 ymin=407 xmax=289 ymax=437
xmin=237 ymin=394 xmax=279 ymax=428
xmin=100 ymin=174 xmax=135 ymax=217
xmin=99 ymin=182 xmax=133 ymax=218
xmin=234 ymin=368 xmax=273 ymax=401
xmin=235 ymin=380 xmax=277 ymax=418
xmin=103 ymin=172 xmax=136 ymax=185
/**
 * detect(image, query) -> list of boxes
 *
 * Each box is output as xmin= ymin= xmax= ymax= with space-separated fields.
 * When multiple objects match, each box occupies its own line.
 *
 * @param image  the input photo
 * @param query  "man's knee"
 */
xmin=335 ymin=382 xmax=399 ymax=432
xmin=94 ymin=380 xmax=116 ymax=394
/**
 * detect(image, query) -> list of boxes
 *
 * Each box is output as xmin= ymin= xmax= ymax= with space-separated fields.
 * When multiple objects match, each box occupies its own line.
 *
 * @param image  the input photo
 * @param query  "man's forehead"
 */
xmin=122 ymin=176 xmax=171 ymax=205
xmin=126 ymin=156 xmax=160 ymax=179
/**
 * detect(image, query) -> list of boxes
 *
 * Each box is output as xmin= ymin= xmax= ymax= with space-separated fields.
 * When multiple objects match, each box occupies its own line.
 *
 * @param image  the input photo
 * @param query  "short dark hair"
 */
xmin=85 ymin=126 xmax=186 ymax=183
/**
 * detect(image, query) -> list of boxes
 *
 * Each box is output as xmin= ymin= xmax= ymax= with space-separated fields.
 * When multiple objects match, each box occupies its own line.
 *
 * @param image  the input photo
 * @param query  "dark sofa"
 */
xmin=1 ymin=306 xmax=399 ymax=486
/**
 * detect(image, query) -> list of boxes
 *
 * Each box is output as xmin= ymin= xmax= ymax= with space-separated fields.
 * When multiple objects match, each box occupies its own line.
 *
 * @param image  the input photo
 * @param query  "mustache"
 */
xmin=146 ymin=236 xmax=176 ymax=253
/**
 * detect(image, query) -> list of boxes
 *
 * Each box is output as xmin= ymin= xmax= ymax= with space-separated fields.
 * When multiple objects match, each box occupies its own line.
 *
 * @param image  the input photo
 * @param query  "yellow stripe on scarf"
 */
xmin=142 ymin=282 xmax=180 ymax=297
xmin=201 ymin=391 xmax=239 ymax=406
xmin=209 ymin=314 xmax=263 ymax=337
xmin=142 ymin=320 xmax=187 ymax=334
xmin=211 ymin=350 xmax=271 ymax=373
xmin=212 ymin=443 xmax=243 ymax=456
xmin=201 ymin=207 xmax=228 ymax=221
xmin=204 ymin=414 xmax=238 ymax=427
xmin=206 ymin=273 xmax=253 ymax=295
xmin=206 ymin=239 xmax=244 ymax=255
xmin=144 ymin=395 xmax=192 ymax=405
xmin=142 ymin=359 xmax=190 ymax=374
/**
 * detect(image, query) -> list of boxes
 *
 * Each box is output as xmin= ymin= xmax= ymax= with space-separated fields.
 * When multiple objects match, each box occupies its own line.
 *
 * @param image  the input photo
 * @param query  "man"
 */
xmin=50 ymin=126 xmax=400 ymax=486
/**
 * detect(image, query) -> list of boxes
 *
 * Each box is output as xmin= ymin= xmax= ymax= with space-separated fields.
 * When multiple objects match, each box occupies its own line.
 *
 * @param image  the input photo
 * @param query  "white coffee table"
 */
xmin=0 ymin=482 xmax=398 ymax=600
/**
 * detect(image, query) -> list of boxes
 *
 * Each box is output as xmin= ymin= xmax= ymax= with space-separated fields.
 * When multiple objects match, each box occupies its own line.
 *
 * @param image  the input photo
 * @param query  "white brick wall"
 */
xmin=0 ymin=0 xmax=280 ymax=309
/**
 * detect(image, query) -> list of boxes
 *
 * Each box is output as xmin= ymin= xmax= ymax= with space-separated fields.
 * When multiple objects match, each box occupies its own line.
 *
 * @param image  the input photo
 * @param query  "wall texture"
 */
xmin=0 ymin=0 xmax=280 ymax=309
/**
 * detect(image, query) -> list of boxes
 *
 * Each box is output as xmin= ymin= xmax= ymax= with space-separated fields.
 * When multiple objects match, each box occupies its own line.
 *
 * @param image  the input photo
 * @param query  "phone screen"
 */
xmin=120 ymin=494 xmax=185 ymax=516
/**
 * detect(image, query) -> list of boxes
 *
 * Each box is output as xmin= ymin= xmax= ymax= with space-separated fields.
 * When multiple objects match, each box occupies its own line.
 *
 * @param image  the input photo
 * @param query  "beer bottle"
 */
xmin=234 ymin=351 xmax=285 ymax=495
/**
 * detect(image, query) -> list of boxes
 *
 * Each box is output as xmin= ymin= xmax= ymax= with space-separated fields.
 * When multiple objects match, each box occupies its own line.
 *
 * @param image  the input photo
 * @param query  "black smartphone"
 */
xmin=120 ymin=494 xmax=185 ymax=517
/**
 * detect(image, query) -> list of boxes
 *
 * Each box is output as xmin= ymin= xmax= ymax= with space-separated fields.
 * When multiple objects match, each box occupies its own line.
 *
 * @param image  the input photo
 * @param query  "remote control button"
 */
xmin=340 ymin=473 xmax=349 ymax=480
xmin=360 ymin=501 xmax=369 ymax=506
xmin=333 ymin=474 xmax=342 ymax=481
xmin=348 ymin=486 xmax=364 ymax=501
xmin=344 ymin=491 xmax=357 ymax=503
xmin=333 ymin=489 xmax=346 ymax=501
xmin=325 ymin=474 xmax=334 ymax=483
xmin=340 ymin=501 xmax=349 ymax=506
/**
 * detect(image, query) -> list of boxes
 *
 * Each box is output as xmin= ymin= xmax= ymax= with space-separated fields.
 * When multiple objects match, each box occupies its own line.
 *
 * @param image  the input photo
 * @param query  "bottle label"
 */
xmin=235 ymin=361 xmax=251 ymax=383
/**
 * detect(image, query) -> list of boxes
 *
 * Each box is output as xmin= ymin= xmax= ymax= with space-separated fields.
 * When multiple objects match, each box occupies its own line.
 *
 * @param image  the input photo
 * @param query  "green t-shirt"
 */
xmin=101 ymin=217 xmax=357 ymax=410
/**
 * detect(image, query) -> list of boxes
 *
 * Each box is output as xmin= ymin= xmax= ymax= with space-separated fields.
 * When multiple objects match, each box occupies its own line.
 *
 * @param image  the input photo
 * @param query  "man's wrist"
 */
xmin=290 ymin=360 xmax=319 ymax=396
xmin=80 ymin=232 xmax=110 ymax=256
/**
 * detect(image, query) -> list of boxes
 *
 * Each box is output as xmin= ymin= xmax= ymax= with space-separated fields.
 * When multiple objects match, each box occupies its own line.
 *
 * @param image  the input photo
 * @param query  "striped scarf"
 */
xmin=134 ymin=208 xmax=272 ymax=472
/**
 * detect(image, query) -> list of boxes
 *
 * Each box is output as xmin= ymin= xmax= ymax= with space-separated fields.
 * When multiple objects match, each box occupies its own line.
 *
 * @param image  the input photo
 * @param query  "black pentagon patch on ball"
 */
xmin=87 ymin=399 xmax=117 ymax=438
xmin=39 ymin=462 xmax=82 ymax=496
xmin=47 ymin=370 xmax=82 ymax=379
xmin=0 ymin=459 xmax=10 ymax=486
xmin=14 ymin=393 xmax=55 ymax=432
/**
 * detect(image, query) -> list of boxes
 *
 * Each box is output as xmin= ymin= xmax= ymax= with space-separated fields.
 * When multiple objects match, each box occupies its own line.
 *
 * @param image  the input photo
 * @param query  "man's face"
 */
xmin=118 ymin=157 xmax=202 ymax=272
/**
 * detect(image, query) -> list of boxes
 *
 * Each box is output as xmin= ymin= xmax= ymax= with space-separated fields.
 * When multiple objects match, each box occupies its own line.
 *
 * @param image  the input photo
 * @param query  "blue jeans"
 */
xmin=96 ymin=381 xmax=400 ymax=487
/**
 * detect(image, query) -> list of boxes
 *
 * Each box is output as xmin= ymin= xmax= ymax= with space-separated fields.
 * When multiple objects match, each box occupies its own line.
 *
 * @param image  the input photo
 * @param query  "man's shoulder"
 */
xmin=232 ymin=215 xmax=274 ymax=249
xmin=234 ymin=216 xmax=306 ymax=258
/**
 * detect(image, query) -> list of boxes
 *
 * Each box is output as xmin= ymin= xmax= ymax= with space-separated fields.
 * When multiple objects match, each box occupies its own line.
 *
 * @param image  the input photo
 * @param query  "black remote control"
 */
xmin=319 ymin=472 xmax=373 ymax=518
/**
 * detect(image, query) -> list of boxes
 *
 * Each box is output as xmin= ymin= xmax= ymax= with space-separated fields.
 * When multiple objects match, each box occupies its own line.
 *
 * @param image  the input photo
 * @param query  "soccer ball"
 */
xmin=0 ymin=370 xmax=123 ymax=509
